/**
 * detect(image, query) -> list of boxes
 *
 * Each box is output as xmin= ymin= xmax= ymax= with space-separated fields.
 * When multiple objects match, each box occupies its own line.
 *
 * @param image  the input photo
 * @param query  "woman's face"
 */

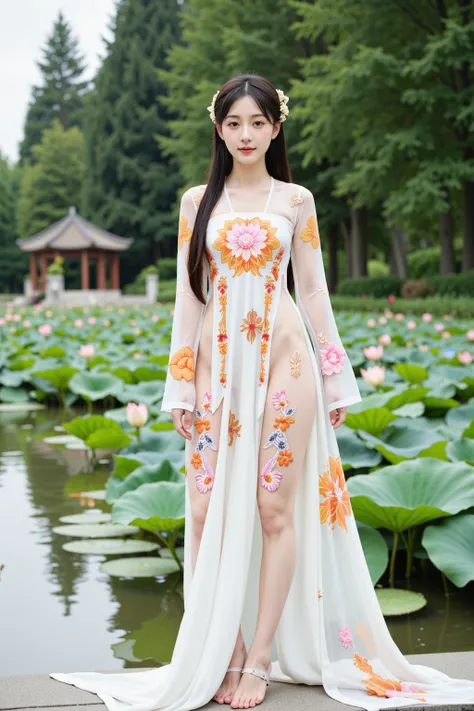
xmin=216 ymin=95 xmax=280 ymax=164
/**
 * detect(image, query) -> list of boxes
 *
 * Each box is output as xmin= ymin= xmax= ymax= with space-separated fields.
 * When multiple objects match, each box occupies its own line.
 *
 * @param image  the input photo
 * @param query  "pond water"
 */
xmin=1 ymin=409 xmax=473 ymax=676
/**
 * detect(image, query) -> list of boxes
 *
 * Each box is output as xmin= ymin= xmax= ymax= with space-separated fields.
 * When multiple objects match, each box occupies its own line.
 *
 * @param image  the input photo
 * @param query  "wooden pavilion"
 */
xmin=16 ymin=207 xmax=133 ymax=292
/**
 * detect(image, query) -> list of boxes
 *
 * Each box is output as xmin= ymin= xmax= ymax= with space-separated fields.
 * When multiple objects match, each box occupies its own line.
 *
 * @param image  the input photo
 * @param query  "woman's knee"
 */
xmin=257 ymin=496 xmax=293 ymax=537
xmin=191 ymin=495 xmax=210 ymax=539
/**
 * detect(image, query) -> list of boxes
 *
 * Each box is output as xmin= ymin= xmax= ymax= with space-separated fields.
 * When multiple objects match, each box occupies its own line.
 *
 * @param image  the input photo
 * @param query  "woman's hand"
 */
xmin=329 ymin=406 xmax=346 ymax=429
xmin=171 ymin=408 xmax=193 ymax=440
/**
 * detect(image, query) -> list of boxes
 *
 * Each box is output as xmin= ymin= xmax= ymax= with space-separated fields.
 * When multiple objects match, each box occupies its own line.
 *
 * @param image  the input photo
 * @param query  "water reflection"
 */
xmin=0 ymin=409 xmax=472 ymax=676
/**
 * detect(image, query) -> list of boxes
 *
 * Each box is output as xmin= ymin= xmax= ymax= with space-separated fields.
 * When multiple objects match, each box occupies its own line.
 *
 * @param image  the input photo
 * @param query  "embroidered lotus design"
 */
xmin=213 ymin=217 xmax=280 ymax=277
xmin=178 ymin=216 xmax=192 ymax=248
xmin=169 ymin=345 xmax=195 ymax=381
xmin=353 ymin=654 xmax=427 ymax=702
xmin=319 ymin=455 xmax=352 ymax=531
xmin=299 ymin=215 xmax=320 ymax=249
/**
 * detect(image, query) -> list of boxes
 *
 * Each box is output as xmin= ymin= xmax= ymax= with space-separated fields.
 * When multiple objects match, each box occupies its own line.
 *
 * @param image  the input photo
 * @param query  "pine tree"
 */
xmin=0 ymin=155 xmax=27 ymax=292
xmin=81 ymin=0 xmax=183 ymax=279
xmin=19 ymin=11 xmax=88 ymax=163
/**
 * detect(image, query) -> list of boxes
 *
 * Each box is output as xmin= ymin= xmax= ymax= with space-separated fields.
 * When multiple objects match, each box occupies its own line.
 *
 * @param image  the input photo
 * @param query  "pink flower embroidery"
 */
xmin=272 ymin=389 xmax=288 ymax=409
xmin=261 ymin=468 xmax=283 ymax=492
xmin=320 ymin=342 xmax=346 ymax=375
xmin=338 ymin=626 xmax=354 ymax=649
xmin=195 ymin=460 xmax=215 ymax=494
xmin=227 ymin=221 xmax=268 ymax=261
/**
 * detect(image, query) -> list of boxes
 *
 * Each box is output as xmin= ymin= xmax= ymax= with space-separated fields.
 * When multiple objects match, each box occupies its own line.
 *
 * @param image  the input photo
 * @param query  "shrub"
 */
xmin=368 ymin=260 xmax=389 ymax=278
xmin=427 ymin=270 xmax=474 ymax=297
xmin=337 ymin=276 xmax=404 ymax=298
xmin=408 ymin=246 xmax=462 ymax=278
xmin=401 ymin=279 xmax=434 ymax=299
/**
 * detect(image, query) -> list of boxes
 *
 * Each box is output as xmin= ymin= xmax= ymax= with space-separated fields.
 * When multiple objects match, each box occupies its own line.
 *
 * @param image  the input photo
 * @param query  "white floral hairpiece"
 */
xmin=207 ymin=87 xmax=290 ymax=124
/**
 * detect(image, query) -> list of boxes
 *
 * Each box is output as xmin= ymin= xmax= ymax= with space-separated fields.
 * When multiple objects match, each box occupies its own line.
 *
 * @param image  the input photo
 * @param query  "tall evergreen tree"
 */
xmin=82 ymin=0 xmax=182 ymax=277
xmin=0 ymin=154 xmax=26 ymax=293
xmin=19 ymin=11 xmax=88 ymax=163
xmin=17 ymin=120 xmax=85 ymax=238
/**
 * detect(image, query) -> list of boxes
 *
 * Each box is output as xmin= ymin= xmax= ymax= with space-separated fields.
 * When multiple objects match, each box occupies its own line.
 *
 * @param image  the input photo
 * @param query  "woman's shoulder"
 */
xmin=181 ymin=184 xmax=207 ymax=210
xmin=275 ymin=179 xmax=312 ymax=201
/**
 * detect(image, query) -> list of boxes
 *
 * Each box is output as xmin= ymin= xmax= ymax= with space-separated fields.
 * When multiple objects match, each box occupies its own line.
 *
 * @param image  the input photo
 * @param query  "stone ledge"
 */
xmin=1 ymin=651 xmax=473 ymax=711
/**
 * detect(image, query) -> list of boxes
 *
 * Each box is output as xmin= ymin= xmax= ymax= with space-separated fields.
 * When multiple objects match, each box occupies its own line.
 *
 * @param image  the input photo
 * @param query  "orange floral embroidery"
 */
xmin=206 ymin=249 xmax=219 ymax=282
xmin=213 ymin=217 xmax=280 ymax=277
xmin=273 ymin=414 xmax=295 ymax=432
xmin=277 ymin=449 xmax=293 ymax=467
xmin=299 ymin=214 xmax=320 ymax=249
xmin=241 ymin=308 xmax=263 ymax=343
xmin=228 ymin=411 xmax=242 ymax=446
xmin=259 ymin=248 xmax=284 ymax=386
xmin=291 ymin=193 xmax=303 ymax=207
xmin=217 ymin=276 xmax=228 ymax=386
xmin=191 ymin=451 xmax=203 ymax=469
xmin=194 ymin=416 xmax=211 ymax=434
xmin=289 ymin=350 xmax=302 ymax=378
xmin=353 ymin=654 xmax=427 ymax=702
xmin=169 ymin=346 xmax=195 ymax=382
xmin=317 ymin=589 xmax=322 ymax=600
xmin=178 ymin=216 xmax=192 ymax=248
xmin=319 ymin=455 xmax=352 ymax=532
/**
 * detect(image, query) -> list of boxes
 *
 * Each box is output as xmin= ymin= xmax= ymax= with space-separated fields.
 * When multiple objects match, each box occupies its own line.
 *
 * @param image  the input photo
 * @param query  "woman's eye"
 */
xmin=228 ymin=121 xmax=264 ymax=127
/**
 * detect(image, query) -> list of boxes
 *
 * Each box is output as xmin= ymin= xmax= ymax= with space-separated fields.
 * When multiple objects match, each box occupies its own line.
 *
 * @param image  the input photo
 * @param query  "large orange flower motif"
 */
xmin=273 ymin=415 xmax=295 ymax=432
xmin=319 ymin=455 xmax=352 ymax=531
xmin=178 ymin=216 xmax=192 ymax=248
xmin=241 ymin=308 xmax=263 ymax=343
xmin=353 ymin=654 xmax=427 ymax=702
xmin=169 ymin=346 xmax=195 ymax=382
xmin=213 ymin=217 xmax=280 ymax=277
xmin=299 ymin=215 xmax=320 ymax=249
xmin=228 ymin=411 xmax=242 ymax=446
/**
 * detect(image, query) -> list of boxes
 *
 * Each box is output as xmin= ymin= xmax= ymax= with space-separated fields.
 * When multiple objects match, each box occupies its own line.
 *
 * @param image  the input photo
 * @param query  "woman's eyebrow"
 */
xmin=226 ymin=113 xmax=265 ymax=118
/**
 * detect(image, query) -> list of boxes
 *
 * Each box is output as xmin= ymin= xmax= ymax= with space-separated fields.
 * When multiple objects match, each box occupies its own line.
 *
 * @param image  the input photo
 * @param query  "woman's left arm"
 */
xmin=290 ymin=186 xmax=362 ymax=418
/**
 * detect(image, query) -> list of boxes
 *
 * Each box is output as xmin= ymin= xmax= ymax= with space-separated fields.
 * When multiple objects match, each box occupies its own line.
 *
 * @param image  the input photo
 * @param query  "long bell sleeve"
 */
xmin=290 ymin=186 xmax=362 ymax=413
xmin=160 ymin=187 xmax=209 ymax=414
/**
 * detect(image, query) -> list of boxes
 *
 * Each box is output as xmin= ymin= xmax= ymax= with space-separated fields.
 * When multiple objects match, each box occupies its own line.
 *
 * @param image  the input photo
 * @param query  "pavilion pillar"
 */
xmin=97 ymin=252 xmax=106 ymax=290
xmin=30 ymin=255 xmax=38 ymax=290
xmin=81 ymin=252 xmax=89 ymax=290
xmin=40 ymin=253 xmax=47 ymax=291
xmin=111 ymin=253 xmax=120 ymax=289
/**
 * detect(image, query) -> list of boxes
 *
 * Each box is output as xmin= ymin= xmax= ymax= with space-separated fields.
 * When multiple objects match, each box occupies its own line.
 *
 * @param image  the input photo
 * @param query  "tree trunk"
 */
xmin=340 ymin=219 xmax=352 ymax=278
xmin=462 ymin=180 xmax=474 ymax=271
xmin=350 ymin=206 xmax=368 ymax=277
xmin=439 ymin=208 xmax=456 ymax=274
xmin=327 ymin=223 xmax=339 ymax=293
xmin=389 ymin=222 xmax=408 ymax=278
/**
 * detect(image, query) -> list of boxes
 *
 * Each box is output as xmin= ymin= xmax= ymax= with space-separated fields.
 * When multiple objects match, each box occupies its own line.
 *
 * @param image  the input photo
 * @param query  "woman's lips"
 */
xmin=239 ymin=148 xmax=255 ymax=153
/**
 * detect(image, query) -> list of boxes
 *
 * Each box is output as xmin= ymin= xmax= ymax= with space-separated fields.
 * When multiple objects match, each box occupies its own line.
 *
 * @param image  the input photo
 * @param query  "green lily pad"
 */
xmin=44 ymin=434 xmax=83 ymax=446
xmin=394 ymin=363 xmax=428 ymax=384
xmin=53 ymin=523 xmax=139 ymax=538
xmin=64 ymin=415 xmax=132 ymax=449
xmin=347 ymin=458 xmax=474 ymax=532
xmin=59 ymin=512 xmax=112 ymax=524
xmin=446 ymin=439 xmax=474 ymax=464
xmin=100 ymin=556 xmax=180 ymax=577
xmin=358 ymin=422 xmax=445 ymax=463
xmin=375 ymin=588 xmax=427 ymax=616
xmin=447 ymin=403 xmax=474 ymax=436
xmin=392 ymin=402 xmax=425 ymax=418
xmin=422 ymin=514 xmax=474 ymax=587
xmin=357 ymin=523 xmax=388 ymax=584
xmin=116 ymin=381 xmax=163 ymax=406
xmin=62 ymin=538 xmax=159 ymax=555
xmin=106 ymin=462 xmax=185 ymax=503
xmin=80 ymin=489 xmax=107 ymax=500
xmin=112 ymin=481 xmax=185 ymax=533
xmin=344 ymin=407 xmax=396 ymax=436
xmin=335 ymin=427 xmax=382 ymax=469
xmin=0 ymin=401 xmax=45 ymax=411
xmin=31 ymin=366 xmax=79 ymax=391
xmin=159 ymin=546 xmax=185 ymax=562
xmin=69 ymin=371 xmax=124 ymax=401
xmin=0 ymin=386 xmax=30 ymax=403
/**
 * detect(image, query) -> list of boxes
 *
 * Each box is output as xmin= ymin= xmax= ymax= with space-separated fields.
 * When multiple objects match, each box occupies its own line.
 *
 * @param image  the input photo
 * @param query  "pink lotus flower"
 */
xmin=418 ymin=344 xmax=429 ymax=352
xmin=126 ymin=402 xmax=148 ymax=428
xmin=74 ymin=319 xmax=83 ymax=328
xmin=378 ymin=316 xmax=387 ymax=325
xmin=321 ymin=342 xmax=346 ymax=375
xmin=367 ymin=318 xmax=376 ymax=328
xmin=384 ymin=309 xmax=393 ymax=317
xmin=12 ymin=314 xmax=21 ymax=322
xmin=387 ymin=295 xmax=396 ymax=304
xmin=103 ymin=319 xmax=111 ymax=327
xmin=260 ymin=457 xmax=283 ymax=492
xmin=467 ymin=330 xmax=474 ymax=341
xmin=88 ymin=317 xmax=96 ymax=325
xmin=458 ymin=351 xmax=473 ymax=365
xmin=406 ymin=340 xmax=414 ymax=347
xmin=422 ymin=313 xmax=432 ymax=323
xmin=78 ymin=344 xmax=95 ymax=358
xmin=395 ymin=313 xmax=404 ymax=321
xmin=442 ymin=331 xmax=451 ymax=339
xmin=227 ymin=220 xmax=268 ymax=261
xmin=360 ymin=365 xmax=385 ymax=387
xmin=0 ymin=318 xmax=5 ymax=326
xmin=434 ymin=323 xmax=444 ymax=332
xmin=364 ymin=345 xmax=383 ymax=361
xmin=133 ymin=352 xmax=142 ymax=359
xmin=118 ymin=308 xmax=125 ymax=315
xmin=407 ymin=320 xmax=416 ymax=329
xmin=129 ymin=319 xmax=137 ymax=327
xmin=338 ymin=626 xmax=354 ymax=649
xmin=38 ymin=323 xmax=52 ymax=336
xmin=379 ymin=334 xmax=391 ymax=345
xmin=152 ymin=314 xmax=160 ymax=322
xmin=45 ymin=310 xmax=53 ymax=317
xmin=23 ymin=320 xmax=31 ymax=328
xmin=10 ymin=327 xmax=16 ymax=334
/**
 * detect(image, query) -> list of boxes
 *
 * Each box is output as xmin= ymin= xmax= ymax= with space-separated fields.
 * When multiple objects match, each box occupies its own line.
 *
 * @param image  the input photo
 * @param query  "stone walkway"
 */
xmin=1 ymin=651 xmax=473 ymax=711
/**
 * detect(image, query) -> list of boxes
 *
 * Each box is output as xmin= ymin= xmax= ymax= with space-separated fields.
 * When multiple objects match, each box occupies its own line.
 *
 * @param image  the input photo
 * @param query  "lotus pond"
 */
xmin=0 ymin=303 xmax=473 ymax=675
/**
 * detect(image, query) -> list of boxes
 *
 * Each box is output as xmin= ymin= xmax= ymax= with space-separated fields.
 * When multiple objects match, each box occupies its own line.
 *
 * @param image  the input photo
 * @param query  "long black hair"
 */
xmin=188 ymin=73 xmax=295 ymax=303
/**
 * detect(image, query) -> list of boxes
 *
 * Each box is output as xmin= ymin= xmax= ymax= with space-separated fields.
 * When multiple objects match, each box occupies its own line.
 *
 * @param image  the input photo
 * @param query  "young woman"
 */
xmin=51 ymin=74 xmax=474 ymax=711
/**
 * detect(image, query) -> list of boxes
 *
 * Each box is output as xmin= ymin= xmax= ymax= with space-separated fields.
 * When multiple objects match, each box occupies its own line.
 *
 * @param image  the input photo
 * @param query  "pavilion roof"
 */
xmin=16 ymin=207 xmax=133 ymax=253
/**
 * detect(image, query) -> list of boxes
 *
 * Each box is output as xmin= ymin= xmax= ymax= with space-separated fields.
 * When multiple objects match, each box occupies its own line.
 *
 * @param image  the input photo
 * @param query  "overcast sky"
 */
xmin=0 ymin=0 xmax=117 ymax=163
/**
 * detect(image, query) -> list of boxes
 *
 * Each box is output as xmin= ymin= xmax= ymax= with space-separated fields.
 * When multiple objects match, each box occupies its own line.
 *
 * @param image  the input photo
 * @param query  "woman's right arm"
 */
xmin=160 ymin=187 xmax=208 ymax=438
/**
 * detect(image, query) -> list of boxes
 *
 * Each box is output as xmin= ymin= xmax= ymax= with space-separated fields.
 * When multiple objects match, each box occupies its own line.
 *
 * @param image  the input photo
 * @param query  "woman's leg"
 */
xmin=231 ymin=339 xmax=317 ymax=709
xmin=187 ymin=366 xmax=247 ymax=704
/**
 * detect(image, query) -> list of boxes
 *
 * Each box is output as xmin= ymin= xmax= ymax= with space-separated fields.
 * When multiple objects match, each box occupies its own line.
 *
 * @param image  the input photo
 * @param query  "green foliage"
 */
xmin=20 ymin=11 xmax=88 ymax=163
xmin=408 ymin=246 xmax=462 ymax=278
xmin=337 ymin=276 xmax=404 ymax=298
xmin=16 ymin=120 xmax=85 ymax=238
xmin=330 ymin=295 xmax=474 ymax=317
xmin=427 ymin=271 xmax=474 ymax=297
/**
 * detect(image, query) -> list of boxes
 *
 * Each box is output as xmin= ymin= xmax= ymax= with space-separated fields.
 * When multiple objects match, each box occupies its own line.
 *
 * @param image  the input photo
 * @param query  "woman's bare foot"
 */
xmin=213 ymin=641 xmax=247 ymax=704
xmin=230 ymin=654 xmax=271 ymax=709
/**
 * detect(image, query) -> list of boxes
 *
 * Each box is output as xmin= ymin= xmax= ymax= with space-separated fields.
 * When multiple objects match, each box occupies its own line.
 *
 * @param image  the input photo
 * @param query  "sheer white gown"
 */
xmin=50 ymin=177 xmax=474 ymax=710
